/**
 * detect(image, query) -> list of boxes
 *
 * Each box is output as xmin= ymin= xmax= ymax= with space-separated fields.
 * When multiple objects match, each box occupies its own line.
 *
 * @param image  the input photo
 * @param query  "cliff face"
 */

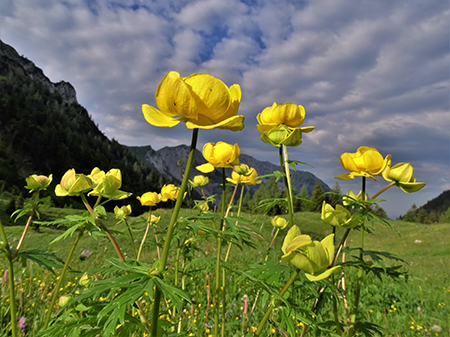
xmin=0 ymin=40 xmax=77 ymax=105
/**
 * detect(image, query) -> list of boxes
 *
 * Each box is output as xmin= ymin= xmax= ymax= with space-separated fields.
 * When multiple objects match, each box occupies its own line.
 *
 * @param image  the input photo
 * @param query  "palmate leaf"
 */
xmin=255 ymin=197 xmax=287 ymax=214
xmin=17 ymin=249 xmax=64 ymax=274
xmin=256 ymin=170 xmax=285 ymax=182
xmin=285 ymin=159 xmax=314 ymax=171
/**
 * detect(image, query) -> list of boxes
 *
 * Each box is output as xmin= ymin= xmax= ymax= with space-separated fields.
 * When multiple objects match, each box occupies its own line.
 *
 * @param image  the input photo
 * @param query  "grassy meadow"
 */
xmin=0 ymin=197 xmax=449 ymax=336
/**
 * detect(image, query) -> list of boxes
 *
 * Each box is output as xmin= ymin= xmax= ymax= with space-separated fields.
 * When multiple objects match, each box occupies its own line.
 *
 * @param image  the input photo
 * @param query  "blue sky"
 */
xmin=1 ymin=0 xmax=448 ymax=218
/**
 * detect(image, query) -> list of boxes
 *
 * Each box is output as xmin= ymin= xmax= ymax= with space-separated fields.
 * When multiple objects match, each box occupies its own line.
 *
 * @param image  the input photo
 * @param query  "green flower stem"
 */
xmin=43 ymin=228 xmax=84 ymax=330
xmin=347 ymin=176 xmax=366 ymax=337
xmin=124 ymin=218 xmax=137 ymax=259
xmin=11 ymin=191 xmax=39 ymax=260
xmin=331 ymin=274 xmax=343 ymax=335
xmin=151 ymin=128 xmax=198 ymax=337
xmin=0 ymin=219 xmax=18 ymax=337
xmin=265 ymin=228 xmax=280 ymax=261
xmin=214 ymin=168 xmax=226 ymax=337
xmin=254 ymin=269 xmax=299 ymax=336
xmin=371 ymin=182 xmax=395 ymax=200
xmin=279 ymin=146 xmax=294 ymax=228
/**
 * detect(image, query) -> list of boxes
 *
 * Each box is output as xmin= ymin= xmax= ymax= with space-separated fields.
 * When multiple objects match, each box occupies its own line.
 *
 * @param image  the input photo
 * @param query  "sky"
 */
xmin=1 ymin=0 xmax=449 ymax=218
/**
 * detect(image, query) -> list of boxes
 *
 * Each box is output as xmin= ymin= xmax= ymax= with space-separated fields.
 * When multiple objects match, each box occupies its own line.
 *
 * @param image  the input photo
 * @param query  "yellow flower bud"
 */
xmin=271 ymin=216 xmax=288 ymax=229
xmin=321 ymin=201 xmax=359 ymax=228
xmin=227 ymin=164 xmax=262 ymax=185
xmin=88 ymin=168 xmax=131 ymax=200
xmin=114 ymin=205 xmax=132 ymax=219
xmin=58 ymin=294 xmax=73 ymax=307
xmin=25 ymin=174 xmax=53 ymax=192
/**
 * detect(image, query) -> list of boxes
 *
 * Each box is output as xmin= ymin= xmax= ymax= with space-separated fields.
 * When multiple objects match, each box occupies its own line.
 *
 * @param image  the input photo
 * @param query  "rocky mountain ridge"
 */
xmin=127 ymin=144 xmax=330 ymax=197
xmin=0 ymin=40 xmax=77 ymax=105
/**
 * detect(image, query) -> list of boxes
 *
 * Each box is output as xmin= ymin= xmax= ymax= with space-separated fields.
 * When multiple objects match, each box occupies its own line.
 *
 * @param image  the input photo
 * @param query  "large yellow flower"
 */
xmin=256 ymin=102 xmax=315 ymax=147
xmin=137 ymin=192 xmax=161 ymax=206
xmin=142 ymin=71 xmax=244 ymax=131
xmin=335 ymin=146 xmax=391 ymax=180
xmin=196 ymin=142 xmax=240 ymax=173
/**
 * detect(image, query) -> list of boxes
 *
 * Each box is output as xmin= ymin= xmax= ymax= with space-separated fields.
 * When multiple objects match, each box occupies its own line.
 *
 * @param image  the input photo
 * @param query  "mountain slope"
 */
xmin=127 ymin=144 xmax=330 ymax=197
xmin=0 ymin=39 xmax=167 ymax=211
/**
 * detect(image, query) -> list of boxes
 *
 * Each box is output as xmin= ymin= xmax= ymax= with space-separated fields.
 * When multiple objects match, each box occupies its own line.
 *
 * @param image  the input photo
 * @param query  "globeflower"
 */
xmin=335 ymin=146 xmax=391 ymax=180
xmin=382 ymin=160 xmax=425 ymax=193
xmin=114 ymin=205 xmax=132 ymax=219
xmin=256 ymin=102 xmax=315 ymax=148
xmin=142 ymin=71 xmax=244 ymax=131
xmin=271 ymin=216 xmax=288 ymax=229
xmin=281 ymin=225 xmax=341 ymax=281
xmin=226 ymin=164 xmax=261 ymax=185
xmin=88 ymin=168 xmax=131 ymax=200
xmin=160 ymin=184 xmax=182 ymax=202
xmin=137 ymin=192 xmax=162 ymax=206
xmin=25 ymin=174 xmax=53 ymax=192
xmin=196 ymin=141 xmax=240 ymax=173
xmin=321 ymin=201 xmax=359 ymax=228
xmin=189 ymin=175 xmax=209 ymax=188
xmin=55 ymin=169 xmax=93 ymax=197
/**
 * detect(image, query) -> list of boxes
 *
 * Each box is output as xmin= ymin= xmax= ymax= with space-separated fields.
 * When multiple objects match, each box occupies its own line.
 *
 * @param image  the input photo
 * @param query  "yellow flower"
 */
xmin=189 ymin=175 xmax=209 ymax=188
xmin=271 ymin=216 xmax=288 ymax=229
xmin=382 ymin=160 xmax=425 ymax=193
xmin=226 ymin=164 xmax=261 ymax=185
xmin=55 ymin=169 xmax=94 ymax=197
xmin=196 ymin=142 xmax=240 ymax=173
xmin=137 ymin=192 xmax=162 ymax=206
xmin=114 ymin=205 xmax=132 ymax=219
xmin=256 ymin=102 xmax=315 ymax=148
xmin=336 ymin=146 xmax=391 ymax=180
xmin=160 ymin=184 xmax=182 ymax=202
xmin=149 ymin=214 xmax=161 ymax=225
xmin=321 ymin=201 xmax=359 ymax=228
xmin=25 ymin=174 xmax=53 ymax=192
xmin=281 ymin=226 xmax=341 ymax=281
xmin=142 ymin=71 xmax=244 ymax=131
xmin=88 ymin=168 xmax=131 ymax=200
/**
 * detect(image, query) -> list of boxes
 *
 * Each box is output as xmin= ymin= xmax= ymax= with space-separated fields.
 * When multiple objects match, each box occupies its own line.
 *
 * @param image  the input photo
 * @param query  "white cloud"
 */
xmin=0 ymin=0 xmax=448 ymax=217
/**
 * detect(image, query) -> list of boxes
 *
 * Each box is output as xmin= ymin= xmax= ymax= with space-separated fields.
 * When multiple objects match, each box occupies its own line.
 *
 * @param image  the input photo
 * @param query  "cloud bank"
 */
xmin=1 ymin=0 xmax=448 ymax=217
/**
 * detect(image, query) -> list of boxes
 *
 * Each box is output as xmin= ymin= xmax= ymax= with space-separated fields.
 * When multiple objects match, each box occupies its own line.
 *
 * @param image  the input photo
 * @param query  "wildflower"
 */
xmin=114 ymin=205 xmax=132 ymax=219
xmin=160 ymin=184 xmax=182 ymax=202
xmin=189 ymin=175 xmax=209 ymax=188
xmin=321 ymin=201 xmax=359 ymax=228
xmin=88 ymin=168 xmax=131 ymax=200
xmin=336 ymin=146 xmax=391 ymax=180
xmin=17 ymin=317 xmax=26 ymax=330
xmin=25 ymin=174 xmax=52 ymax=192
xmin=55 ymin=169 xmax=93 ymax=196
xmin=196 ymin=142 xmax=240 ymax=173
xmin=271 ymin=216 xmax=288 ymax=229
xmin=257 ymin=102 xmax=314 ymax=148
xmin=142 ymin=71 xmax=244 ymax=131
xmin=382 ymin=160 xmax=425 ymax=193
xmin=281 ymin=225 xmax=341 ymax=281
xmin=137 ymin=192 xmax=162 ymax=206
xmin=227 ymin=164 xmax=262 ymax=185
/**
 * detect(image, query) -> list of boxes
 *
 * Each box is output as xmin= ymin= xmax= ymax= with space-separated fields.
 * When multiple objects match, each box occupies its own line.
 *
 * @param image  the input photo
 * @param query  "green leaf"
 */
xmin=17 ymin=249 xmax=64 ymax=274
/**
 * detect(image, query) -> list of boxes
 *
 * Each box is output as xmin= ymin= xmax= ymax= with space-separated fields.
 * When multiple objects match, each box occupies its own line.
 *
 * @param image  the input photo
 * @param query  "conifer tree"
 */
xmin=310 ymin=180 xmax=325 ymax=212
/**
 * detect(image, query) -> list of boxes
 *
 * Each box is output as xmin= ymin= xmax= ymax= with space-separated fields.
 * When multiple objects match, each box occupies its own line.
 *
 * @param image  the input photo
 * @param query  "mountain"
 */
xmin=420 ymin=190 xmax=450 ymax=215
xmin=0 ymin=39 xmax=167 ymax=211
xmin=127 ymin=144 xmax=330 ymax=198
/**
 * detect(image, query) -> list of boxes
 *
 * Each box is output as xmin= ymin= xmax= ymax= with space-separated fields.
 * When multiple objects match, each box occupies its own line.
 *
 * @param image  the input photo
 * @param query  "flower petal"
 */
xmin=142 ymin=104 xmax=180 ymax=128
xmin=305 ymin=266 xmax=341 ymax=282
xmin=155 ymin=71 xmax=198 ymax=119
xmin=196 ymin=163 xmax=215 ymax=173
